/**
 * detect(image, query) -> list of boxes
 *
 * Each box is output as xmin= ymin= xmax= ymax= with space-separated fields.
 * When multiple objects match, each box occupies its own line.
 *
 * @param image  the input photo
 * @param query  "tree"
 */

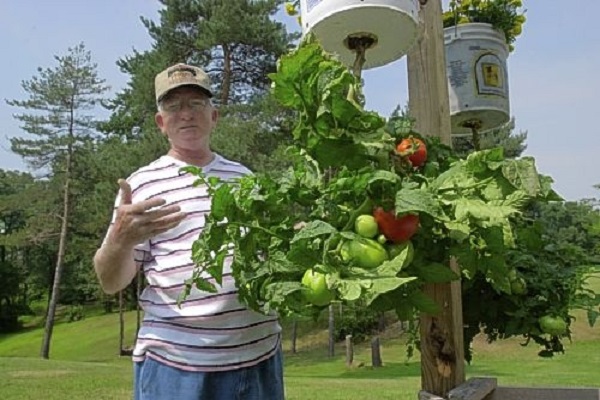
xmin=452 ymin=118 xmax=527 ymax=158
xmin=102 ymin=0 xmax=297 ymax=135
xmin=143 ymin=0 xmax=298 ymax=105
xmin=6 ymin=43 xmax=109 ymax=359
xmin=211 ymin=93 xmax=294 ymax=173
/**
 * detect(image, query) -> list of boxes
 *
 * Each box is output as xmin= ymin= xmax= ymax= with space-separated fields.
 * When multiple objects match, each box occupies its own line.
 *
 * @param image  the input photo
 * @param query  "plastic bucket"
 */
xmin=300 ymin=0 xmax=420 ymax=70
xmin=444 ymin=23 xmax=510 ymax=135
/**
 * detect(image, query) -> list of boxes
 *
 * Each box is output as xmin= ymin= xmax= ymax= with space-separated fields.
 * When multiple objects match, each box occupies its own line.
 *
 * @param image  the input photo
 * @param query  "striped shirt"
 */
xmin=106 ymin=154 xmax=281 ymax=372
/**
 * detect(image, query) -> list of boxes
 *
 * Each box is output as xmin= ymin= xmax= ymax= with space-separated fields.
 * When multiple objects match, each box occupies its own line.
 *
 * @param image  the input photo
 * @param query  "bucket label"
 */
xmin=448 ymin=59 xmax=469 ymax=88
xmin=306 ymin=0 xmax=323 ymax=13
xmin=475 ymin=54 xmax=507 ymax=97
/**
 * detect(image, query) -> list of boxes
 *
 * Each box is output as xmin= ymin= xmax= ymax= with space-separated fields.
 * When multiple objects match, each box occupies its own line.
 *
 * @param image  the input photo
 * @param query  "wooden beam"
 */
xmin=406 ymin=0 xmax=465 ymax=397
xmin=448 ymin=378 xmax=497 ymax=400
xmin=488 ymin=387 xmax=600 ymax=400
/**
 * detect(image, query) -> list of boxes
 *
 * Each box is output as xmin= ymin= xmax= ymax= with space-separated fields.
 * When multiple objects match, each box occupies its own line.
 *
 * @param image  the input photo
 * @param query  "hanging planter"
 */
xmin=287 ymin=0 xmax=420 ymax=70
xmin=442 ymin=0 xmax=526 ymax=136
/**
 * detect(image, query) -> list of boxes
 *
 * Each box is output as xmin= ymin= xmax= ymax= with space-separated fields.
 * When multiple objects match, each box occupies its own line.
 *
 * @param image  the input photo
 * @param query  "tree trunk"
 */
xmin=328 ymin=304 xmax=335 ymax=357
xmin=119 ymin=290 xmax=125 ymax=355
xmin=40 ymin=155 xmax=72 ymax=359
xmin=291 ymin=319 xmax=298 ymax=354
xmin=220 ymin=43 xmax=232 ymax=105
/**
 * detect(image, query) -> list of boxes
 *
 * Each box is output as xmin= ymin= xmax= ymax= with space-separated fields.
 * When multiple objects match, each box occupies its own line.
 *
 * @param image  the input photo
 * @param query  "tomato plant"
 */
xmin=184 ymin=34 xmax=598 ymax=359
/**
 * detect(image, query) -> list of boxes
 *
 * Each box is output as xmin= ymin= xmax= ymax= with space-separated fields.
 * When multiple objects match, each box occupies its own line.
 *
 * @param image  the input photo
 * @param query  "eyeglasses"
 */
xmin=160 ymin=97 xmax=211 ymax=113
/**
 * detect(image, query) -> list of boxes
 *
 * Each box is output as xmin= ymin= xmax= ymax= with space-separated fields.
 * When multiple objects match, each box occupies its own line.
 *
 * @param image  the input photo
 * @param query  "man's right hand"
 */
xmin=107 ymin=179 xmax=187 ymax=247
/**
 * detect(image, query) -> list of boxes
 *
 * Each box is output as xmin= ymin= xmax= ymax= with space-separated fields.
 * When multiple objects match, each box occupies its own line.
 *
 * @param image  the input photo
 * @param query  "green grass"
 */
xmin=1 ymin=273 xmax=599 ymax=399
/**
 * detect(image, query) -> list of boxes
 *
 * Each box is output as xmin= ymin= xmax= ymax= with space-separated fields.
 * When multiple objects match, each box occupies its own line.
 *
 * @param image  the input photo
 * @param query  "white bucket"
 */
xmin=300 ymin=0 xmax=420 ymax=70
xmin=444 ymin=23 xmax=510 ymax=135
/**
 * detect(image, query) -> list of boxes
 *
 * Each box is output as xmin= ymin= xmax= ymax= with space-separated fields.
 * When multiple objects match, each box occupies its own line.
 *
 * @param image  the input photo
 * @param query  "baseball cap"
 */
xmin=155 ymin=63 xmax=213 ymax=102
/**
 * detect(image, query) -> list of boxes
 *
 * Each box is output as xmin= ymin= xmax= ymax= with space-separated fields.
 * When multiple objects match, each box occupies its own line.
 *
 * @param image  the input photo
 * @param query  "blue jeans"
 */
xmin=133 ymin=349 xmax=285 ymax=400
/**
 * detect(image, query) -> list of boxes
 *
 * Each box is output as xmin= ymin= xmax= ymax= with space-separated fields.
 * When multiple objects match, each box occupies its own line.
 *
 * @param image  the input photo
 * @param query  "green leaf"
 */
xmin=266 ymin=251 xmax=302 ymax=273
xmin=396 ymin=300 xmax=415 ymax=321
xmin=337 ymin=279 xmax=364 ymax=301
xmin=365 ymin=277 xmax=417 ymax=306
xmin=367 ymin=170 xmax=402 ymax=188
xmin=414 ymin=262 xmax=460 ymax=283
xmin=290 ymin=220 xmax=337 ymax=244
xmin=395 ymin=186 xmax=445 ymax=220
xmin=501 ymin=157 xmax=542 ymax=197
xmin=211 ymin=184 xmax=234 ymax=221
xmin=465 ymin=148 xmax=505 ymax=173
xmin=444 ymin=221 xmax=471 ymax=242
xmin=376 ymin=242 xmax=414 ymax=275
xmin=409 ymin=290 xmax=441 ymax=315
xmin=311 ymin=138 xmax=367 ymax=169
xmin=191 ymin=277 xmax=219 ymax=294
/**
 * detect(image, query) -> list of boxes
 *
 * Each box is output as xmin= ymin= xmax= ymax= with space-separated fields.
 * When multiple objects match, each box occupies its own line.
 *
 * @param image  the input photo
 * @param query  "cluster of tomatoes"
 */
xmin=301 ymin=137 xmax=427 ymax=306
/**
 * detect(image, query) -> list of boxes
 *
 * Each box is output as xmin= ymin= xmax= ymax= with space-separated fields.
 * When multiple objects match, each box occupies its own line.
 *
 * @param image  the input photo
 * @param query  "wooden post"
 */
xmin=407 ymin=0 xmax=466 ymax=397
xmin=371 ymin=336 xmax=382 ymax=367
xmin=345 ymin=334 xmax=354 ymax=367
xmin=328 ymin=304 xmax=335 ymax=357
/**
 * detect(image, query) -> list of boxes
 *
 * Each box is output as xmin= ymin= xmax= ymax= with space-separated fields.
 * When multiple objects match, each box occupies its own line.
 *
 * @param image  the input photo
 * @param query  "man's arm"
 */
xmin=94 ymin=241 xmax=138 ymax=295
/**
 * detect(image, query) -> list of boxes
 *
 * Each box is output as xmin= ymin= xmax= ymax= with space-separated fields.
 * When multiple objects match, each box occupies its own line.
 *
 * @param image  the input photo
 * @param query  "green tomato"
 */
xmin=538 ymin=315 xmax=568 ymax=336
xmin=301 ymin=269 xmax=334 ymax=306
xmin=340 ymin=238 xmax=389 ymax=269
xmin=377 ymin=234 xmax=387 ymax=245
xmin=510 ymin=277 xmax=527 ymax=295
xmin=354 ymin=214 xmax=379 ymax=238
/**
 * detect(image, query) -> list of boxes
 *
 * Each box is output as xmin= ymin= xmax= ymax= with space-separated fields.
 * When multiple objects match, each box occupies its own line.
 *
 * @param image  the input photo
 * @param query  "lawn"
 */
xmin=1 ymin=272 xmax=599 ymax=400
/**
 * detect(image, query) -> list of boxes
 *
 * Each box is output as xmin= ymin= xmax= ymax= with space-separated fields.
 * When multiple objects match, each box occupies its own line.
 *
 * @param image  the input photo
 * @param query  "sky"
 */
xmin=1 ymin=1 xmax=599 ymax=201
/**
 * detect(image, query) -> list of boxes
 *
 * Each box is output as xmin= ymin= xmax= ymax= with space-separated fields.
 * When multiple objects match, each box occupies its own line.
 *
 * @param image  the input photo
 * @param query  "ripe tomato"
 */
xmin=373 ymin=207 xmax=419 ymax=243
xmin=396 ymin=137 xmax=427 ymax=167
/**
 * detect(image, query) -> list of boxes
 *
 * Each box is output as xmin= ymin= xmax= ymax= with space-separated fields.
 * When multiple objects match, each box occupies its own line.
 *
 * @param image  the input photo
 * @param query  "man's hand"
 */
xmin=107 ymin=179 xmax=187 ymax=246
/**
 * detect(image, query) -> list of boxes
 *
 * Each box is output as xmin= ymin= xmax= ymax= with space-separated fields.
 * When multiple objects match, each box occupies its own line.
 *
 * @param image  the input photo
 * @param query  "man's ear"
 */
xmin=155 ymin=112 xmax=165 ymax=133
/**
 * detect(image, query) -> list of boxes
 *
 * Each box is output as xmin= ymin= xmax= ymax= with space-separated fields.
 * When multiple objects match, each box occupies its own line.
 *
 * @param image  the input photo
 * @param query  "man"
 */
xmin=94 ymin=63 xmax=284 ymax=400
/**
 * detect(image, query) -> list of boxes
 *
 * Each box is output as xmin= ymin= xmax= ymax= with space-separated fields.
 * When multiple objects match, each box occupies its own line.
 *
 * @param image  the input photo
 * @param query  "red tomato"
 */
xmin=396 ymin=138 xmax=427 ymax=167
xmin=373 ymin=207 xmax=419 ymax=243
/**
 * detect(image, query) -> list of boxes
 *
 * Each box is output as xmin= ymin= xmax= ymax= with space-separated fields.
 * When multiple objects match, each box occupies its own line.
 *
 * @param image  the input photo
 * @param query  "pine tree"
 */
xmin=6 ymin=42 xmax=109 ymax=359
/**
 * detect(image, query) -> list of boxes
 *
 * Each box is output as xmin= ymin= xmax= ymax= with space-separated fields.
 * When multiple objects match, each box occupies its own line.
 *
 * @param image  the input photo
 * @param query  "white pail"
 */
xmin=444 ymin=23 xmax=510 ymax=135
xmin=300 ymin=0 xmax=420 ymax=70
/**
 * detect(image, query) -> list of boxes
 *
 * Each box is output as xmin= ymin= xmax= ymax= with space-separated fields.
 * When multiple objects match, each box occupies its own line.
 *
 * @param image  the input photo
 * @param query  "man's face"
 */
xmin=155 ymin=86 xmax=218 ymax=151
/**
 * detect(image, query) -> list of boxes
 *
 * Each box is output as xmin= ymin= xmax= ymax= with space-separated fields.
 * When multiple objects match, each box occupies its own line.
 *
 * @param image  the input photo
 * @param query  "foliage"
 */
xmin=5 ymin=43 xmax=110 ymax=357
xmin=333 ymin=305 xmax=381 ymax=342
xmin=463 ymin=200 xmax=600 ymax=360
xmin=7 ymin=42 xmax=110 ymax=170
xmin=452 ymin=118 xmax=527 ymax=158
xmin=141 ymin=0 xmax=298 ymax=105
xmin=181 ymin=35 xmax=592 ymax=360
xmin=443 ymin=0 xmax=526 ymax=51
xmin=211 ymin=93 xmax=295 ymax=173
